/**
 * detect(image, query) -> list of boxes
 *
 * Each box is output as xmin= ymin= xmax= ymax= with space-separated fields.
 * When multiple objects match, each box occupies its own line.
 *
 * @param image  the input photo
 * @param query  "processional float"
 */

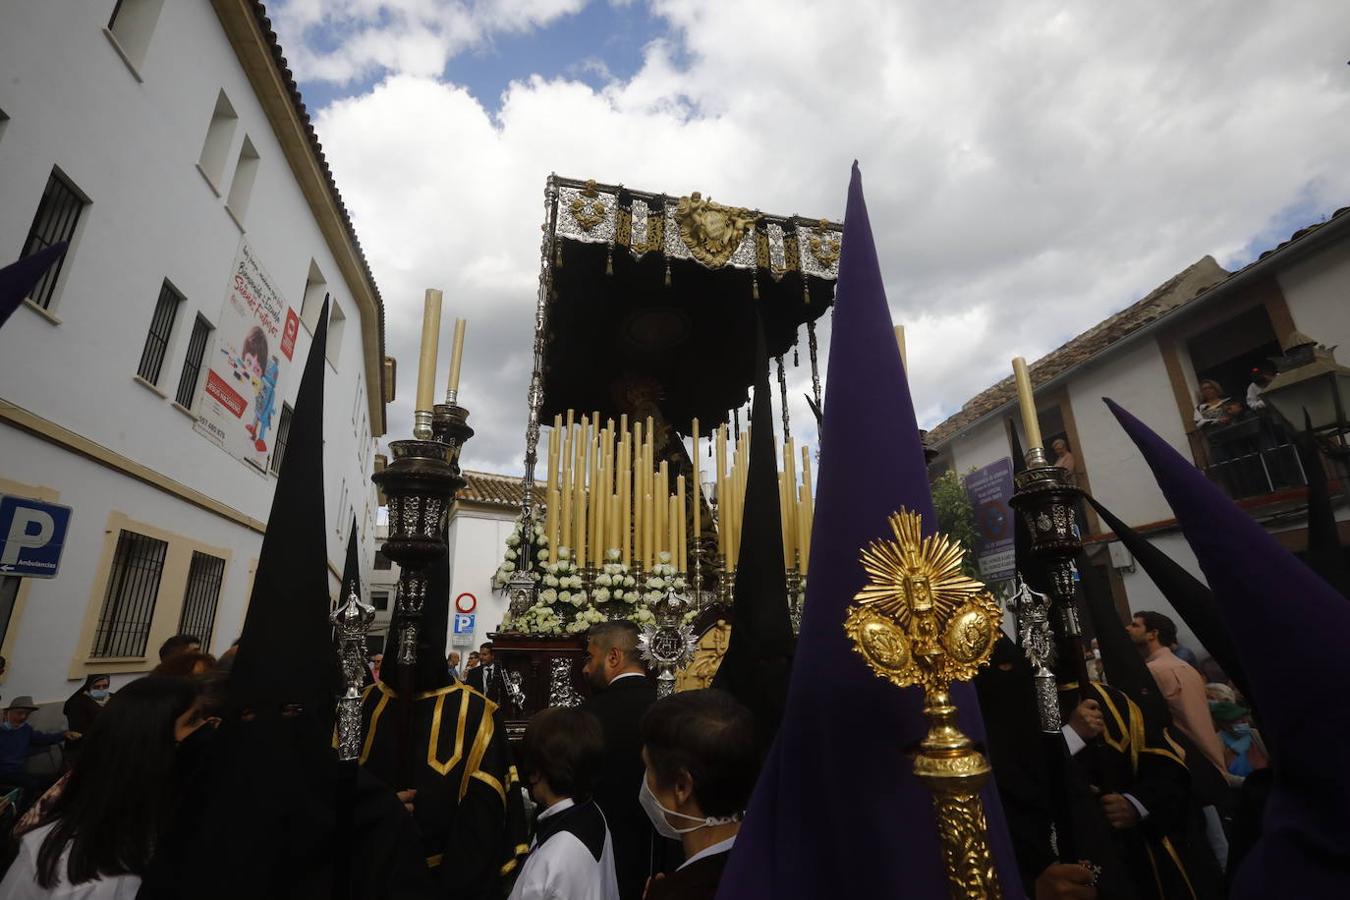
xmin=481 ymin=176 xmax=845 ymax=716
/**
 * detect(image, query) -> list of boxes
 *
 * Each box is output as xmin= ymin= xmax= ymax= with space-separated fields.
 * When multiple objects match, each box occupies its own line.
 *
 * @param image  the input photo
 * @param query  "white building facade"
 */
xmin=928 ymin=207 xmax=1350 ymax=658
xmin=0 ymin=0 xmax=390 ymax=704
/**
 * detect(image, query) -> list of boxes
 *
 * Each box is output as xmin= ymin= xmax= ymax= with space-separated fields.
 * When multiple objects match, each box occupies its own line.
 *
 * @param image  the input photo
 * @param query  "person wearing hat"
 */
xmin=0 ymin=696 xmax=80 ymax=812
xmin=1211 ymin=700 xmax=1269 ymax=783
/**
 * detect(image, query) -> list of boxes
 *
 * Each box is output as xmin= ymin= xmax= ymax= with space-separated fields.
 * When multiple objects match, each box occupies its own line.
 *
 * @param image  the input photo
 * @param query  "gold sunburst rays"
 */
xmin=845 ymin=508 xmax=1001 ymax=690
xmin=853 ymin=509 xmax=986 ymax=622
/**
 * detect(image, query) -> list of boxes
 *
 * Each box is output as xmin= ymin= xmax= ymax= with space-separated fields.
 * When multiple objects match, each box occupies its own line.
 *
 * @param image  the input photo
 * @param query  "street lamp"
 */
xmin=1261 ymin=331 xmax=1350 ymax=461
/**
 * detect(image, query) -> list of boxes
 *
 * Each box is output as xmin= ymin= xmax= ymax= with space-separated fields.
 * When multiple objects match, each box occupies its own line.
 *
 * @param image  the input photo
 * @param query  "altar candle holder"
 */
xmin=372 ymin=438 xmax=460 ymax=664
xmin=331 ymin=578 xmax=375 ymax=760
xmin=1008 ymin=447 xmax=1090 ymax=710
xmin=432 ymin=395 xmax=475 ymax=475
xmin=786 ymin=554 xmax=804 ymax=635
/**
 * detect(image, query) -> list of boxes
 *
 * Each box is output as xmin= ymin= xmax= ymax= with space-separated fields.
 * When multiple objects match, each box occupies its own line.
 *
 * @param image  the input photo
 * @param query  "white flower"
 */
xmin=540 ymin=589 xmax=557 ymax=603
xmin=623 ymin=576 xmax=636 ymax=587
xmin=658 ymin=551 xmax=671 ymax=564
xmin=594 ymin=587 xmax=611 ymax=602
xmin=649 ymin=577 xmax=666 ymax=591
xmin=559 ymin=591 xmax=572 ymax=604
xmin=607 ymin=548 xmax=621 ymax=562
xmin=506 ymin=533 xmax=520 ymax=547
xmin=672 ymin=578 xmax=687 ymax=591
xmin=504 ymin=549 xmax=517 ymax=561
xmin=572 ymin=591 xmax=587 ymax=605
xmin=596 ymin=574 xmax=612 ymax=587
xmin=558 ymin=547 xmax=572 ymax=561
xmin=544 ymin=575 xmax=559 ymax=588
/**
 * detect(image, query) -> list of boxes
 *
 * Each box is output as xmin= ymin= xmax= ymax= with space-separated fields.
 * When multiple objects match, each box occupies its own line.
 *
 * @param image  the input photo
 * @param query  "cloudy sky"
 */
xmin=271 ymin=0 xmax=1350 ymax=474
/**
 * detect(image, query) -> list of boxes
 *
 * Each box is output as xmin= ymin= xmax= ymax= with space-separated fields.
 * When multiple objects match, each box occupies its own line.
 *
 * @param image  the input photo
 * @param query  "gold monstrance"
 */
xmin=843 ymin=509 xmax=1003 ymax=899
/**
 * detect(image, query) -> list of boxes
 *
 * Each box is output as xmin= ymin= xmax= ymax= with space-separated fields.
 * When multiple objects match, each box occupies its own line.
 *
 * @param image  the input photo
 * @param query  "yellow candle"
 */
xmin=609 ymin=493 xmax=619 ymax=554
xmin=669 ymin=494 xmax=682 ymax=574
xmin=643 ymin=493 xmax=653 ymax=569
xmin=1011 ymin=357 xmax=1043 ymax=451
xmin=716 ymin=426 xmax=728 ymax=561
xmin=547 ymin=486 xmax=561 ymax=563
xmin=620 ymin=431 xmax=631 ymax=564
xmin=575 ymin=419 xmax=588 ymax=567
xmin=415 ymin=289 xmax=443 ymax=411
xmin=894 ymin=324 xmax=907 ymax=372
xmin=446 ymin=317 xmax=467 ymax=394
xmin=658 ymin=461 xmax=669 ymax=557
xmin=676 ymin=475 xmax=687 ymax=573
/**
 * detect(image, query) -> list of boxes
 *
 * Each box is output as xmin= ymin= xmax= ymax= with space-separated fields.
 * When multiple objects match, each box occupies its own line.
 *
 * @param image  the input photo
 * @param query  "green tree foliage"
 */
xmin=931 ymin=470 xmax=979 ymax=578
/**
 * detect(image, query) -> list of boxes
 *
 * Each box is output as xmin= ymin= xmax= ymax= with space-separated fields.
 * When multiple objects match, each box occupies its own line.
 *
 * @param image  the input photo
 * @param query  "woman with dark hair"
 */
xmin=151 ymin=652 xmax=217 ymax=678
xmin=61 ymin=675 xmax=111 ymax=738
xmin=0 ymin=676 xmax=207 ymax=898
xmin=638 ymin=689 xmax=756 ymax=900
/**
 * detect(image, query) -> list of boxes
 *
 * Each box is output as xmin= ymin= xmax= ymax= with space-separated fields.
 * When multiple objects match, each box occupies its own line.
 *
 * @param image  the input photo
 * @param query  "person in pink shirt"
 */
xmin=1127 ymin=610 xmax=1227 ymax=776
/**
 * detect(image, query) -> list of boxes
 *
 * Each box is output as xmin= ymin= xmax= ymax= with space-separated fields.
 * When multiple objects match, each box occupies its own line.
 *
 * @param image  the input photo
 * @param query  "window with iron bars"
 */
xmin=136 ymin=281 xmax=183 ymax=385
xmin=177 ymin=551 xmax=225 ymax=649
xmin=270 ymin=404 xmax=294 ymax=475
xmin=175 ymin=314 xmax=213 ymax=408
xmin=91 ymin=530 xmax=169 ymax=658
xmin=20 ymin=169 xmax=86 ymax=310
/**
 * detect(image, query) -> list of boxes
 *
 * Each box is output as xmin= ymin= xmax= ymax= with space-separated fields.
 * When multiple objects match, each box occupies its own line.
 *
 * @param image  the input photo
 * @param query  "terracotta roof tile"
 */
xmin=457 ymin=471 xmax=527 ymax=508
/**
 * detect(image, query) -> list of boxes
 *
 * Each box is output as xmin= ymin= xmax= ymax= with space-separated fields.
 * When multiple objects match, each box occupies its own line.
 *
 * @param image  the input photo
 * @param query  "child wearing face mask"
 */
xmin=509 ymin=708 xmax=619 ymax=900
xmin=638 ymin=689 xmax=756 ymax=900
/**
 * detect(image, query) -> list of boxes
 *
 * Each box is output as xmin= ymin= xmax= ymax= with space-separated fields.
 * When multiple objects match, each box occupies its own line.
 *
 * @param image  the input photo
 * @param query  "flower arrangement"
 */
xmin=509 ymin=603 xmax=564 ymax=635
xmin=642 ymin=552 xmax=688 ymax=604
xmin=540 ymin=547 xmax=587 ymax=608
xmin=592 ymin=549 xmax=638 ymax=604
xmin=567 ymin=605 xmax=608 ymax=634
xmin=492 ymin=517 xmax=549 ymax=589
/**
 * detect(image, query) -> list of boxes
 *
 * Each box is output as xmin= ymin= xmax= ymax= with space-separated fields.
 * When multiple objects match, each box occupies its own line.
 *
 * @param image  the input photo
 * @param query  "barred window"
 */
xmin=136 ymin=281 xmax=182 ymax=384
xmin=269 ymin=404 xmax=294 ymax=475
xmin=175 ymin=314 xmax=213 ymax=408
xmin=92 ymin=530 xmax=169 ymax=658
xmin=20 ymin=170 xmax=86 ymax=310
xmin=370 ymin=590 xmax=390 ymax=611
xmin=177 ymin=551 xmax=225 ymax=649
xmin=373 ymin=550 xmax=392 ymax=571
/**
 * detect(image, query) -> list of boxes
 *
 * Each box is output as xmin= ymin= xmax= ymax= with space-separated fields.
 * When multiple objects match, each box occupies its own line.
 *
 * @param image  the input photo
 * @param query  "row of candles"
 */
xmin=540 ymin=410 xmax=815 ymax=578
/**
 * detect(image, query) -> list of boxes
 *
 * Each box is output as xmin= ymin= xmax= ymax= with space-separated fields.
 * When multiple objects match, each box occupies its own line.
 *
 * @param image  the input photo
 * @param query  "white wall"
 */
xmin=446 ymin=506 xmax=521 ymax=649
xmin=0 ymin=1 xmax=381 ymax=700
xmin=1066 ymin=338 xmax=1188 ymax=527
xmin=949 ymin=418 xmax=1013 ymax=476
xmin=1280 ymin=238 xmax=1350 ymax=357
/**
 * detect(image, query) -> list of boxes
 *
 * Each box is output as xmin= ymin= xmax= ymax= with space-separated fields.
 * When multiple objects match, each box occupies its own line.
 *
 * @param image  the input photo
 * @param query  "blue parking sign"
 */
xmin=453 ymin=613 xmax=476 ymax=635
xmin=0 ymin=496 xmax=73 ymax=579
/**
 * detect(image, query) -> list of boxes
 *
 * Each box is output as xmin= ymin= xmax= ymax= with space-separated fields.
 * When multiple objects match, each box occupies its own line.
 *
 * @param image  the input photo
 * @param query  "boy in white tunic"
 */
xmin=509 ymin=708 xmax=619 ymax=900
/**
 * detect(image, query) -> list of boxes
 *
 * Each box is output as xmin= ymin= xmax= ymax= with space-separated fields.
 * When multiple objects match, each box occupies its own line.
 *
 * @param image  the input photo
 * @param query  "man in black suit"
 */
xmin=465 ymin=641 xmax=503 ymax=704
xmin=579 ymin=621 xmax=659 ymax=900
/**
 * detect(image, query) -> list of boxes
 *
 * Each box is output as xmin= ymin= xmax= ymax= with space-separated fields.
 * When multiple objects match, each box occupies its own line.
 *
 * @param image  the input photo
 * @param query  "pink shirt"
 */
xmin=1145 ymin=646 xmax=1226 ymax=773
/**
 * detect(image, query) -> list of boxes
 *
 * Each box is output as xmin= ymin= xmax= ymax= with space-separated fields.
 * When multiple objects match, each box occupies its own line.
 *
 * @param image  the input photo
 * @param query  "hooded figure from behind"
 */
xmin=138 ymin=300 xmax=433 ymax=900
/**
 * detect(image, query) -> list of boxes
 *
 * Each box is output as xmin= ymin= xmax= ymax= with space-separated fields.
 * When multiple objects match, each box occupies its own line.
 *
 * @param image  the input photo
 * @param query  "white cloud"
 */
xmin=306 ymin=0 xmax=1350 ymax=475
xmin=270 ymin=0 xmax=589 ymax=84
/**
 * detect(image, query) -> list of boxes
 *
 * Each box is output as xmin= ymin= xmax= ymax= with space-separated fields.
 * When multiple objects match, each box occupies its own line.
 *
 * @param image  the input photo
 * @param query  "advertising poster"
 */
xmin=195 ymin=240 xmax=301 ymax=473
xmin=964 ymin=457 xmax=1016 ymax=584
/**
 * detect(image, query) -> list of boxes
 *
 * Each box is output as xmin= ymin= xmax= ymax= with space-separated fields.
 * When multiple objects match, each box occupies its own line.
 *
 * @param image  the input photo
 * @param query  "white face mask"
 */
xmin=638 ymin=771 xmax=740 ymax=840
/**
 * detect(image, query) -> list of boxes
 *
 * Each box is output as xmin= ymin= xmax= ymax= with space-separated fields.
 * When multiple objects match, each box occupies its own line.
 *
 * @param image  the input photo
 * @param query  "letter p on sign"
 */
xmin=0 ymin=496 xmax=73 ymax=579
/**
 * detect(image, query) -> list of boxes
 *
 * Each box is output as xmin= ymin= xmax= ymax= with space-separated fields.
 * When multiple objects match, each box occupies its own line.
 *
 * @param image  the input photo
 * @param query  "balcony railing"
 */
xmin=1193 ymin=416 xmax=1308 ymax=500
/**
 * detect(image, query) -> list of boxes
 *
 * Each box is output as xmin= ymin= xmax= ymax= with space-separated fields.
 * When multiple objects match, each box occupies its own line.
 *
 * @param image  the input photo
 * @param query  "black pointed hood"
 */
xmin=341 ymin=517 xmax=362 ymax=605
xmin=229 ymin=296 xmax=337 ymax=723
xmin=1295 ymin=412 xmax=1350 ymax=599
xmin=0 ymin=242 xmax=68 ymax=330
xmin=378 ymin=548 xmax=452 ymax=694
xmin=710 ymin=311 xmax=793 ymax=745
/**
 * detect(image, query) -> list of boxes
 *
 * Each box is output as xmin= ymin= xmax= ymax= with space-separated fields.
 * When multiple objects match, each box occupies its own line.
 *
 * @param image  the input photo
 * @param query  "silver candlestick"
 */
xmin=1008 ymin=574 xmax=1060 ymax=733
xmin=331 ymin=580 xmax=375 ymax=760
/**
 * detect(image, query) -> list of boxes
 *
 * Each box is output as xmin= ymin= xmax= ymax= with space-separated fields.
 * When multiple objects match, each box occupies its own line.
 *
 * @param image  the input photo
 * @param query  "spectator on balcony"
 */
xmin=1246 ymin=365 xmax=1273 ymax=410
xmin=1050 ymin=436 xmax=1076 ymax=478
xmin=1193 ymin=380 xmax=1233 ymax=430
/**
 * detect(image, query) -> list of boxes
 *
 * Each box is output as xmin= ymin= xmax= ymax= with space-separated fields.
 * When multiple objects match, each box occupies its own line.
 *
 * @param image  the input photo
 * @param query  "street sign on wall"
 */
xmin=0 ymin=495 xmax=73 ymax=579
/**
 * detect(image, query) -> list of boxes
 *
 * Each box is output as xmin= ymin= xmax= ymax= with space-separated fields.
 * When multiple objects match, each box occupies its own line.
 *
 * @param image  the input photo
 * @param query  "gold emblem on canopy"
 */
xmin=844 ymin=508 xmax=1003 ymax=900
xmin=675 ymin=192 xmax=757 ymax=268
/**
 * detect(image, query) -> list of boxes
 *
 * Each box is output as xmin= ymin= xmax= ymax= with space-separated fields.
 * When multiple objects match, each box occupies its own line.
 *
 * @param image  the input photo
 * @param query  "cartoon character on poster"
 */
xmin=248 ymin=357 xmax=280 ymax=452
